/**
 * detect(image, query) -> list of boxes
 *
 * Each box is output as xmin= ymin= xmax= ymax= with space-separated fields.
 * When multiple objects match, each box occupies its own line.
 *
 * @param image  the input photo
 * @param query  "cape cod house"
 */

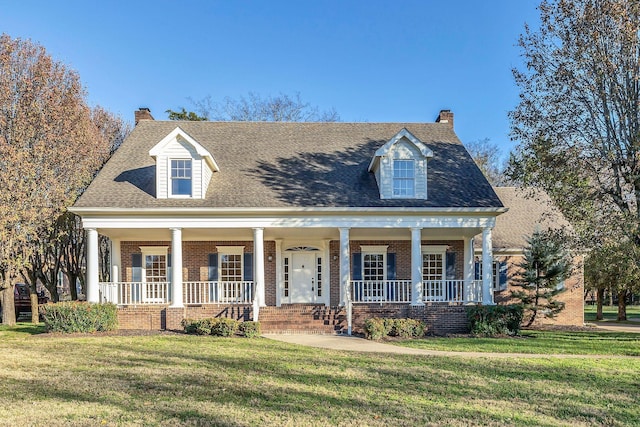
xmin=72 ymin=109 xmax=581 ymax=334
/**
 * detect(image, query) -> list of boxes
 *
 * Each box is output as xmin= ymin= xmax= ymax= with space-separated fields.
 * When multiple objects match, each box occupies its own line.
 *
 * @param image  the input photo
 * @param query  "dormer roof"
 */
xmin=149 ymin=126 xmax=219 ymax=172
xmin=368 ymin=128 xmax=433 ymax=172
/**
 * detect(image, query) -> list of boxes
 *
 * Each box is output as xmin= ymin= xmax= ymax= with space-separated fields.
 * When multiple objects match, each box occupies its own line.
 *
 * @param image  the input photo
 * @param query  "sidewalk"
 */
xmin=263 ymin=333 xmax=636 ymax=359
xmin=590 ymin=321 xmax=640 ymax=333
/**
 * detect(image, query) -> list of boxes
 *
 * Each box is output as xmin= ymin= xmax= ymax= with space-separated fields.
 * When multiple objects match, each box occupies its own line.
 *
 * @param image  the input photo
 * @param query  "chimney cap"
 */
xmin=134 ymin=107 xmax=154 ymax=125
xmin=436 ymin=109 xmax=454 ymax=127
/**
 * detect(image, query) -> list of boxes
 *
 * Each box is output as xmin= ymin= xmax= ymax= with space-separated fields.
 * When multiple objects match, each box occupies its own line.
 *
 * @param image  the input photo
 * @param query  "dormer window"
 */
xmin=171 ymin=159 xmax=192 ymax=196
xmin=368 ymin=128 xmax=433 ymax=200
xmin=393 ymin=160 xmax=415 ymax=197
xmin=149 ymin=127 xmax=219 ymax=199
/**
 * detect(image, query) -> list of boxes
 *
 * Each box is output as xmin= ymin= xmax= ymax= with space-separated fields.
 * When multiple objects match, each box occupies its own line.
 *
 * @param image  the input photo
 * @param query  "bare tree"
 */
xmin=0 ymin=34 xmax=111 ymax=324
xmin=508 ymin=0 xmax=640 ymax=319
xmin=465 ymin=138 xmax=508 ymax=186
xmin=170 ymin=92 xmax=340 ymax=122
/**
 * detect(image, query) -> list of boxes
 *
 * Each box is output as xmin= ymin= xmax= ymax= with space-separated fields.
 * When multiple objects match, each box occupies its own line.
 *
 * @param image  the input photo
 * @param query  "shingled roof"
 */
xmin=74 ymin=121 xmax=503 ymax=209
xmin=485 ymin=187 xmax=572 ymax=251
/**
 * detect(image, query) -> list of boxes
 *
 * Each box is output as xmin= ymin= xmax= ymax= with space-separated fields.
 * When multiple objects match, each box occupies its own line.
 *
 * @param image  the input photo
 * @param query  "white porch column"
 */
xmin=111 ymin=239 xmax=121 ymax=282
xmin=339 ymin=227 xmax=350 ymax=306
xmin=482 ymin=227 xmax=495 ymax=305
xmin=411 ymin=227 xmax=424 ymax=306
xmin=169 ymin=228 xmax=184 ymax=308
xmin=275 ymin=239 xmax=283 ymax=307
xmin=463 ymin=237 xmax=474 ymax=303
xmin=86 ymin=228 xmax=99 ymax=303
xmin=253 ymin=227 xmax=265 ymax=308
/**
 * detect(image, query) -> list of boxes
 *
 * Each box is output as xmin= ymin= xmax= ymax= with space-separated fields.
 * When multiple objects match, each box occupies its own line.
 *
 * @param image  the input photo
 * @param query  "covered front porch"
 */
xmin=82 ymin=212 xmax=498 ymax=329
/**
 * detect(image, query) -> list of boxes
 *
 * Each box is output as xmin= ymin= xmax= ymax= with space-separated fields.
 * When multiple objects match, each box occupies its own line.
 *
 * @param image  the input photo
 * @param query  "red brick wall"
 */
xmin=494 ymin=254 xmax=584 ymax=326
xmin=351 ymin=303 xmax=468 ymax=335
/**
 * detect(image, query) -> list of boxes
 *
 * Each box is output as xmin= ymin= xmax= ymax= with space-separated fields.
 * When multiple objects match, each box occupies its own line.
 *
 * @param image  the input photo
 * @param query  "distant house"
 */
xmin=71 ymin=109 xmax=582 ymax=333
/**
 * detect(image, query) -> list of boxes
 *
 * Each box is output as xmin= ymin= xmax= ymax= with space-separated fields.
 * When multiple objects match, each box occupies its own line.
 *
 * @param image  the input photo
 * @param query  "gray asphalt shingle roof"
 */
xmin=75 ymin=121 xmax=503 ymax=209
xmin=483 ymin=187 xmax=572 ymax=251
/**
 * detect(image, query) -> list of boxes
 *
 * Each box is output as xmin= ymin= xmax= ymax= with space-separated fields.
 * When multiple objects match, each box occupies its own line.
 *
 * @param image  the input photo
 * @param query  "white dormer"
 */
xmin=149 ymin=127 xmax=219 ymax=199
xmin=368 ymin=128 xmax=433 ymax=200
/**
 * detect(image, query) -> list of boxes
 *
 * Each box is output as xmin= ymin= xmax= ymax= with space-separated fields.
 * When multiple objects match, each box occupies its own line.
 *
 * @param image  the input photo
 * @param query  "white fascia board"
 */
xmin=78 ymin=213 xmax=498 ymax=230
xmin=149 ymin=126 xmax=219 ymax=172
xmin=71 ymin=206 xmax=508 ymax=216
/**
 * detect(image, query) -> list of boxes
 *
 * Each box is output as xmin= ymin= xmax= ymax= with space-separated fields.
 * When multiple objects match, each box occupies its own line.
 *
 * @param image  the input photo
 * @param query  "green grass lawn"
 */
xmin=584 ymin=305 xmax=640 ymax=322
xmin=1 ymin=324 xmax=639 ymax=426
xmin=395 ymin=330 xmax=640 ymax=356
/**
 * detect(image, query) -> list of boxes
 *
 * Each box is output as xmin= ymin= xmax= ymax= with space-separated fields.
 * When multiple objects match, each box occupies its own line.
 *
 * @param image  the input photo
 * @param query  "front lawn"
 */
xmin=0 ymin=325 xmax=638 ymax=426
xmin=584 ymin=305 xmax=640 ymax=322
xmin=395 ymin=330 xmax=640 ymax=356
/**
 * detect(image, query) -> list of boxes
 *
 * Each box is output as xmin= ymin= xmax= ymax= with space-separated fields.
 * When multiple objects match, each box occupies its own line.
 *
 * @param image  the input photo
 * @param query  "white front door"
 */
xmin=290 ymin=252 xmax=315 ymax=303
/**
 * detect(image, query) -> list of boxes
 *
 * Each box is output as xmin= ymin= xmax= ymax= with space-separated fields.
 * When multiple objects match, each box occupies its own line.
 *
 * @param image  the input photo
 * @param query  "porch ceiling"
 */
xmin=99 ymin=227 xmax=482 ymax=242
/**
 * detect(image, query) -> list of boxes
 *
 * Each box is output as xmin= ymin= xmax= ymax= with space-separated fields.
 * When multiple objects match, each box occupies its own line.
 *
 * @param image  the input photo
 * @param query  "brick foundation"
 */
xmin=351 ymin=303 xmax=468 ymax=335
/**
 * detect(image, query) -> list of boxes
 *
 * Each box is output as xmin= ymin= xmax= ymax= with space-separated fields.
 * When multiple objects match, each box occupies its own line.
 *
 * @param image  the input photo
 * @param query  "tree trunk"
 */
xmin=1 ymin=285 xmax=16 ymax=326
xmin=68 ymin=273 xmax=78 ymax=300
xmin=596 ymin=288 xmax=605 ymax=321
xmin=30 ymin=292 xmax=39 ymax=324
xmin=617 ymin=290 xmax=628 ymax=321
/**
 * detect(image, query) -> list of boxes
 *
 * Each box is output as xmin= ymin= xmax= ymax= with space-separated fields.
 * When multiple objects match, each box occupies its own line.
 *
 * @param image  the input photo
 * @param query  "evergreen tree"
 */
xmin=512 ymin=230 xmax=572 ymax=327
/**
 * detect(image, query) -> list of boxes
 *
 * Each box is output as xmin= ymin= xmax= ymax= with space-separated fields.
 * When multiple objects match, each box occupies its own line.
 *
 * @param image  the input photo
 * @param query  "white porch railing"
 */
xmin=350 ymin=280 xmax=484 ymax=304
xmin=98 ymin=281 xmax=254 ymax=305
xmin=99 ymin=282 xmax=170 ymax=305
xmin=423 ymin=280 xmax=483 ymax=303
xmin=350 ymin=280 xmax=412 ymax=303
xmin=184 ymin=281 xmax=254 ymax=304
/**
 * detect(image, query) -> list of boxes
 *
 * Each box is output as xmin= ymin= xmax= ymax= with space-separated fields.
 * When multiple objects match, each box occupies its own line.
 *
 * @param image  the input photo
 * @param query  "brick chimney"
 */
xmin=134 ymin=107 xmax=154 ymax=125
xmin=436 ymin=109 xmax=453 ymax=127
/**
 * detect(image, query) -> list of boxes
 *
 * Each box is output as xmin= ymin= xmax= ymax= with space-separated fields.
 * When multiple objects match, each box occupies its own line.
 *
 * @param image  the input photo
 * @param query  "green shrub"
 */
xmin=364 ymin=318 xmax=426 ymax=340
xmin=466 ymin=305 xmax=523 ymax=336
xmin=182 ymin=318 xmax=215 ymax=335
xmin=394 ymin=319 xmax=427 ymax=338
xmin=210 ymin=318 xmax=239 ymax=337
xmin=364 ymin=318 xmax=388 ymax=340
xmin=238 ymin=321 xmax=261 ymax=338
xmin=42 ymin=302 xmax=118 ymax=333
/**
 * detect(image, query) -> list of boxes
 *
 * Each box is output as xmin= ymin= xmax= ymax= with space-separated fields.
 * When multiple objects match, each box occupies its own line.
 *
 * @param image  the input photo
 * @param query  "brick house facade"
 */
xmin=72 ymin=110 xmax=583 ymax=334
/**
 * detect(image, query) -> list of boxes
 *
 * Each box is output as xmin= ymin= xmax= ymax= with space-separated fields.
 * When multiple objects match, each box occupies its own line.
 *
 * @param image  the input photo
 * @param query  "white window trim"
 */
xmin=139 ymin=246 xmax=168 ymax=283
xmin=392 ymin=159 xmax=416 ymax=198
xmin=216 ymin=246 xmax=245 ymax=282
xmin=421 ymin=246 xmax=446 ymax=282
xmin=168 ymin=158 xmax=193 ymax=198
xmin=360 ymin=245 xmax=388 ymax=282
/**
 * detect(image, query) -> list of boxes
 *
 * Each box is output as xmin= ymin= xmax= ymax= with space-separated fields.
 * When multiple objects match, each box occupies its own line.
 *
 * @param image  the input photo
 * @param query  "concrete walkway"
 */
xmin=263 ymin=333 xmax=637 ymax=359
xmin=590 ymin=321 xmax=640 ymax=333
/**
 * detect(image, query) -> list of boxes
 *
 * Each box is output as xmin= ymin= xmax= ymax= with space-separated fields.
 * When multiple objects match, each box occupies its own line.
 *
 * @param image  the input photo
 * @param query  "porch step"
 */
xmin=258 ymin=305 xmax=346 ymax=334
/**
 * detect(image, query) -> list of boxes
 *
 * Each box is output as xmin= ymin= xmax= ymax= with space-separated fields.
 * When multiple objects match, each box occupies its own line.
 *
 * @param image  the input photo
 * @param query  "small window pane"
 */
xmin=171 ymin=159 xmax=192 ymax=196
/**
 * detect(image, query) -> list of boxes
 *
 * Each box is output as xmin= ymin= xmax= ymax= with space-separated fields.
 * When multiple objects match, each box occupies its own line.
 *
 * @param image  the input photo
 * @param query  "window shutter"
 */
xmin=352 ymin=253 xmax=362 ymax=281
xmin=387 ymin=253 xmax=396 ymax=280
xmin=244 ymin=253 xmax=253 ymax=282
xmin=208 ymin=254 xmax=218 ymax=281
xmin=498 ymin=261 xmax=508 ymax=291
xmin=446 ymin=252 xmax=456 ymax=280
xmin=387 ymin=253 xmax=396 ymax=300
xmin=131 ymin=254 xmax=142 ymax=282
xmin=474 ymin=260 xmax=481 ymax=281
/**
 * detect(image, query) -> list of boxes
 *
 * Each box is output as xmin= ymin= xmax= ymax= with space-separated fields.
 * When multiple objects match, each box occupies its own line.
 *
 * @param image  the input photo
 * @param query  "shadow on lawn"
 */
xmin=0 ymin=323 xmax=46 ymax=335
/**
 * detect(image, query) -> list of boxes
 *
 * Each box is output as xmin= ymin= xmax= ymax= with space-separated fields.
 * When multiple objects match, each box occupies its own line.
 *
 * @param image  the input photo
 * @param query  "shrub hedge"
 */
xmin=466 ymin=304 xmax=523 ymax=336
xmin=42 ymin=302 xmax=118 ymax=333
xmin=363 ymin=318 xmax=427 ymax=340
xmin=182 ymin=318 xmax=260 ymax=338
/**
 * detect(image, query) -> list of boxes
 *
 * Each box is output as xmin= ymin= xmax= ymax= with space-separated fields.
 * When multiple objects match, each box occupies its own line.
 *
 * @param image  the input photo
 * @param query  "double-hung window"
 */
xmin=361 ymin=246 xmax=388 ymax=301
xmin=171 ymin=159 xmax=192 ymax=196
xmin=393 ymin=159 xmax=415 ymax=197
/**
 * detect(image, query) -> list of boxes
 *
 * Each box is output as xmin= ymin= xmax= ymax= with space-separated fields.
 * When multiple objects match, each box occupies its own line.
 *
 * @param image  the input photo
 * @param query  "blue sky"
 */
xmin=2 ymin=1 xmax=540 ymax=156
